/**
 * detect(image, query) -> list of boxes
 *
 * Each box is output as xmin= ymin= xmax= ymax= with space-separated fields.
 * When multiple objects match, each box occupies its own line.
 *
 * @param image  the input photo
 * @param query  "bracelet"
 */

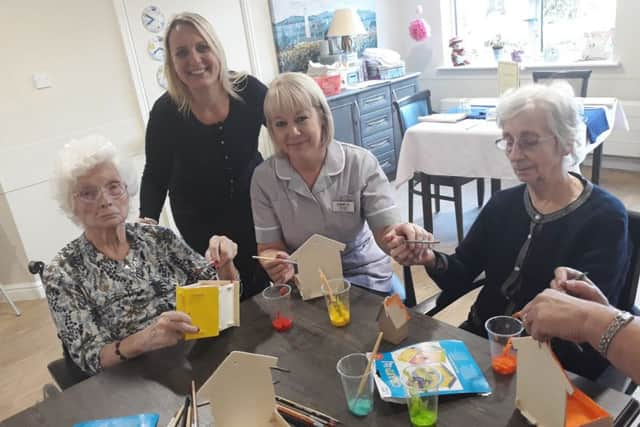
xmin=115 ymin=340 xmax=129 ymax=361
xmin=597 ymin=310 xmax=633 ymax=357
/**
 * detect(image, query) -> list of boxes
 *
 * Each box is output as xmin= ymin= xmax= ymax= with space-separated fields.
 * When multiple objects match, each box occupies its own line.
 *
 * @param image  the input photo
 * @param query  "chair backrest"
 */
xmin=392 ymin=90 xmax=433 ymax=136
xmin=619 ymin=210 xmax=640 ymax=313
xmin=531 ymin=70 xmax=592 ymax=97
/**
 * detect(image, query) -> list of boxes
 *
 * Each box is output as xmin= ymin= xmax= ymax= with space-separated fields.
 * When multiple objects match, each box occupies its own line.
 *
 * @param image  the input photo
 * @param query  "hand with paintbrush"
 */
xmin=253 ymin=249 xmax=297 ymax=284
xmin=383 ymin=223 xmax=439 ymax=267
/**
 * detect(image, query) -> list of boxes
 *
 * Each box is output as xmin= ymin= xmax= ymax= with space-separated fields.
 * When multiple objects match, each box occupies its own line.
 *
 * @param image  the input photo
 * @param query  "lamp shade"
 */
xmin=327 ymin=8 xmax=366 ymax=37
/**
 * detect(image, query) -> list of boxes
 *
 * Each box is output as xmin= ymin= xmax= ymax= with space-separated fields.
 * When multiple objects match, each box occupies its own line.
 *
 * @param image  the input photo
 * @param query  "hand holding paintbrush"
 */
xmin=254 ymin=251 xmax=297 ymax=283
xmin=383 ymin=223 xmax=438 ymax=267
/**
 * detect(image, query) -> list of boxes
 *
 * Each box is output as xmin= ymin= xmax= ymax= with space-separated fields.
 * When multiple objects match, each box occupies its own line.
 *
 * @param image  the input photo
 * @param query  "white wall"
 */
xmin=0 ymin=0 xmax=145 ymax=297
xmin=394 ymin=0 xmax=640 ymax=159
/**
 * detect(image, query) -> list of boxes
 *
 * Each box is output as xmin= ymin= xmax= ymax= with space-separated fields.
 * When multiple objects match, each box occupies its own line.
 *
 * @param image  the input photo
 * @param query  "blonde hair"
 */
xmin=264 ymin=73 xmax=335 ymax=153
xmin=164 ymin=12 xmax=247 ymax=114
xmin=52 ymin=135 xmax=138 ymax=225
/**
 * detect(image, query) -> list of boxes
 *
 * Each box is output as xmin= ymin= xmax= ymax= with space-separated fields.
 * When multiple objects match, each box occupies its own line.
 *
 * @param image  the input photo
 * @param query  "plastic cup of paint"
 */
xmin=321 ymin=279 xmax=351 ymax=327
xmin=262 ymin=284 xmax=293 ymax=332
xmin=336 ymin=353 xmax=374 ymax=417
xmin=401 ymin=364 xmax=442 ymax=427
xmin=485 ymin=315 xmax=523 ymax=375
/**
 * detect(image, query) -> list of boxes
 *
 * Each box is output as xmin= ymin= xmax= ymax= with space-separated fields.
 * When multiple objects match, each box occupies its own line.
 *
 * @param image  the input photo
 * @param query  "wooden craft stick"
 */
xmin=318 ymin=268 xmax=335 ymax=302
xmin=275 ymin=395 xmax=341 ymax=425
xmin=191 ymin=380 xmax=198 ymax=427
xmin=252 ymin=255 xmax=298 ymax=265
xmin=355 ymin=331 xmax=384 ymax=398
xmin=166 ymin=401 xmax=186 ymax=427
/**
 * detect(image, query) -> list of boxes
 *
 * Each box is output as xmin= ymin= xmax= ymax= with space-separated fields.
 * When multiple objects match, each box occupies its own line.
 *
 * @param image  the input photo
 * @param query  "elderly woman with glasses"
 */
xmin=44 ymin=135 xmax=239 ymax=376
xmin=386 ymin=82 xmax=630 ymax=379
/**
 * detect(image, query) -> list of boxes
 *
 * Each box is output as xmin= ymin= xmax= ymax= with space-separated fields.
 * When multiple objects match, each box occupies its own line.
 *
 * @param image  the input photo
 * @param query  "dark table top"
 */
xmin=3 ymin=286 xmax=638 ymax=426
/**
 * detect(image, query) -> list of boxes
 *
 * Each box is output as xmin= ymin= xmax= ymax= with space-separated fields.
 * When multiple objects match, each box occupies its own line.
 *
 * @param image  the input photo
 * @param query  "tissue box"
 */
xmin=313 ymin=74 xmax=341 ymax=96
xmin=366 ymin=63 xmax=405 ymax=80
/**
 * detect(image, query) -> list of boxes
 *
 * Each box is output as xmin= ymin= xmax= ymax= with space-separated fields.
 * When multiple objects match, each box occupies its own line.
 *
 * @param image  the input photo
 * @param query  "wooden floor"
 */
xmin=0 ymin=167 xmax=638 ymax=421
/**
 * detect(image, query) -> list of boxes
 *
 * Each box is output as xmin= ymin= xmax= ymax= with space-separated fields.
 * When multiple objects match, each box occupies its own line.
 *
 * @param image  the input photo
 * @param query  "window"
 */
xmin=452 ymin=0 xmax=616 ymax=65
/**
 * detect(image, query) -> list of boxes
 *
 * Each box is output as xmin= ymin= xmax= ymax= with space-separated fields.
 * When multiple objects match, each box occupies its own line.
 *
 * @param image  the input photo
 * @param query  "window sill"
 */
xmin=436 ymin=60 xmax=621 ymax=72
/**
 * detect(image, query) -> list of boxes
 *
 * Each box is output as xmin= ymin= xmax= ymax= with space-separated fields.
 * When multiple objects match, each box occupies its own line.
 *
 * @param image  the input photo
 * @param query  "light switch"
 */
xmin=32 ymin=73 xmax=52 ymax=89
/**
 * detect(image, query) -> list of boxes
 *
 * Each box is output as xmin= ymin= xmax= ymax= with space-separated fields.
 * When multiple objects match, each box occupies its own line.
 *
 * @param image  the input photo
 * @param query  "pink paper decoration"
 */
xmin=409 ymin=5 xmax=430 ymax=42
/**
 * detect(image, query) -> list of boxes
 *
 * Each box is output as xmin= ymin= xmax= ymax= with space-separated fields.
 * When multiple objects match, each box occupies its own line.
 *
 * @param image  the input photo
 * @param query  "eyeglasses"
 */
xmin=495 ymin=135 xmax=556 ymax=153
xmin=74 ymin=181 xmax=127 ymax=203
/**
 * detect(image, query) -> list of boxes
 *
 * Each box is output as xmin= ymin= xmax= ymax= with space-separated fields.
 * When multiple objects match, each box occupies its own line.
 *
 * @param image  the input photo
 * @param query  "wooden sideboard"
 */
xmin=326 ymin=73 xmax=420 ymax=179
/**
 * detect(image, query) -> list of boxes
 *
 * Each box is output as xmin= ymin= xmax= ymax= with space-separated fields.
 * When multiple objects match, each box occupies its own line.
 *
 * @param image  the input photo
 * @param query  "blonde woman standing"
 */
xmin=140 ymin=12 xmax=268 ymax=298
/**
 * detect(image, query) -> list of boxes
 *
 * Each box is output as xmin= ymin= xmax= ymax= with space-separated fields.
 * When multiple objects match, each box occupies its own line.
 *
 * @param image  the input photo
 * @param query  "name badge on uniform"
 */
xmin=332 ymin=200 xmax=355 ymax=213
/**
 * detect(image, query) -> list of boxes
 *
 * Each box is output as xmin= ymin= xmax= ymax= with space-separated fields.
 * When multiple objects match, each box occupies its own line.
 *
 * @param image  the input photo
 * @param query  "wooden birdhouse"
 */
xmin=511 ymin=337 xmax=612 ymax=427
xmin=289 ymin=234 xmax=346 ymax=300
xmin=198 ymin=351 xmax=289 ymax=427
xmin=376 ymin=294 xmax=410 ymax=345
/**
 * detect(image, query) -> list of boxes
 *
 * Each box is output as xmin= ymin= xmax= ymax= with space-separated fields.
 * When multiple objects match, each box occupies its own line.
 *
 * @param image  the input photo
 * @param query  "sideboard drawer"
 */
xmin=375 ymin=147 xmax=397 ymax=176
xmin=362 ymin=129 xmax=394 ymax=156
xmin=357 ymin=86 xmax=390 ymax=115
xmin=360 ymin=107 xmax=392 ymax=138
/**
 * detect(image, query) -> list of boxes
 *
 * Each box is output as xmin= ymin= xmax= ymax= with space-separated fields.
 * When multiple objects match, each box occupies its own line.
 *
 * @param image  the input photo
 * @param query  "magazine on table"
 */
xmin=374 ymin=340 xmax=491 ymax=403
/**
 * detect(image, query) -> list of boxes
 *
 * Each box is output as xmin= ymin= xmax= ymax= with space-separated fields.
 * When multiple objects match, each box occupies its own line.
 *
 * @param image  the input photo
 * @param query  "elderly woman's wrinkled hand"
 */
xmin=519 ymin=289 xmax=592 ymax=343
xmin=140 ymin=311 xmax=198 ymax=353
xmin=383 ymin=223 xmax=436 ymax=267
xmin=261 ymin=250 xmax=295 ymax=284
xmin=205 ymin=235 xmax=238 ymax=269
xmin=550 ymin=266 xmax=609 ymax=306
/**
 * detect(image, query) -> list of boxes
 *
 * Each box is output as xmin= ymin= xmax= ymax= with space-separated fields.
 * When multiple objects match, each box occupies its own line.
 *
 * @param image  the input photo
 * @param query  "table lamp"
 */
xmin=327 ymin=8 xmax=366 ymax=54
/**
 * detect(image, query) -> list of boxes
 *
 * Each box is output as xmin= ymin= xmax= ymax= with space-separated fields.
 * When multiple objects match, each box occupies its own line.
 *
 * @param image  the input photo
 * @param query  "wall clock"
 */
xmin=147 ymin=35 xmax=165 ymax=61
xmin=141 ymin=5 xmax=165 ymax=33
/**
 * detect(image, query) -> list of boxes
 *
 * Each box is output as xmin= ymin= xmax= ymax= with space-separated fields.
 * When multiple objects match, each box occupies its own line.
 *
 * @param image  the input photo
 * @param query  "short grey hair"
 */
xmin=52 ymin=135 xmax=138 ymax=224
xmin=264 ymin=72 xmax=335 ymax=155
xmin=496 ymin=81 xmax=584 ymax=165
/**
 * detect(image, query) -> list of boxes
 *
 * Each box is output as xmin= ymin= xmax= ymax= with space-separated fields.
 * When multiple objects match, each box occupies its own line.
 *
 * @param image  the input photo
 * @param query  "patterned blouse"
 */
xmin=43 ymin=223 xmax=217 ymax=375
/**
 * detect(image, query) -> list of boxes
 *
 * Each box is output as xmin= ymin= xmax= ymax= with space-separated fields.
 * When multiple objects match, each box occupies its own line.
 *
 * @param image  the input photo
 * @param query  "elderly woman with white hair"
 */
xmin=386 ymin=82 xmax=630 ymax=379
xmin=251 ymin=72 xmax=405 ymax=294
xmin=44 ymin=135 xmax=239 ymax=376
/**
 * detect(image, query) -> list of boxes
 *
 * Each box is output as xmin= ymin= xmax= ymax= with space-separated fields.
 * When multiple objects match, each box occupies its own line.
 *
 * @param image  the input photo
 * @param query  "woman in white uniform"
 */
xmin=250 ymin=72 xmax=404 ymax=294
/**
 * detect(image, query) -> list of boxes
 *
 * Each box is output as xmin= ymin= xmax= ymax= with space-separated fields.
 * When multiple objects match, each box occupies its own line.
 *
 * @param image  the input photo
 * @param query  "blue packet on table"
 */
xmin=447 ymin=106 xmax=490 ymax=119
xmin=72 ymin=413 xmax=159 ymax=427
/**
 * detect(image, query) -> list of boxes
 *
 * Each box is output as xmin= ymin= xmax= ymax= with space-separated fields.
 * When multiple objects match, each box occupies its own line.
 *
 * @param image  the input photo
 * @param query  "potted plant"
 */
xmin=486 ymin=34 xmax=505 ymax=61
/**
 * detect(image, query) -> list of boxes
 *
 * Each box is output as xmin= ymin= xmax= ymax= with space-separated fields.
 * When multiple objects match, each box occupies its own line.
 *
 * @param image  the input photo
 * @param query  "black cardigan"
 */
xmin=429 ymin=176 xmax=630 ymax=379
xmin=140 ymin=74 xmax=268 ymax=298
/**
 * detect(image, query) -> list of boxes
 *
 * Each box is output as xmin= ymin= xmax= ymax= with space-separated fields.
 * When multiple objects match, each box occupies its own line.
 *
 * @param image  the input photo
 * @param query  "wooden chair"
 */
xmin=393 ymin=90 xmax=485 ymax=243
xmin=532 ymin=70 xmax=603 ymax=184
xmin=28 ymin=261 xmax=90 ymax=390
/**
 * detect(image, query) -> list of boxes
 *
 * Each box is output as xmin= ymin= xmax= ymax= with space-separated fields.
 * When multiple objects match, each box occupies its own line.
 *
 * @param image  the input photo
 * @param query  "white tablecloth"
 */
xmin=396 ymin=98 xmax=629 ymax=186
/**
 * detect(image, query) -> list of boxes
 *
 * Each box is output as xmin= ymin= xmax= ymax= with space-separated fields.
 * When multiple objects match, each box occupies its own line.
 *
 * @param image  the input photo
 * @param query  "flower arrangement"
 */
xmin=409 ymin=5 xmax=430 ymax=42
xmin=486 ymin=34 xmax=505 ymax=49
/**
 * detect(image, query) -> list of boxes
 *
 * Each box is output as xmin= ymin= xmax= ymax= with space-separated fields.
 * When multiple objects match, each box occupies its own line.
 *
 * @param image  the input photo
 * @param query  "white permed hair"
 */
xmin=496 ymin=81 xmax=585 ymax=166
xmin=52 ymin=135 xmax=138 ymax=224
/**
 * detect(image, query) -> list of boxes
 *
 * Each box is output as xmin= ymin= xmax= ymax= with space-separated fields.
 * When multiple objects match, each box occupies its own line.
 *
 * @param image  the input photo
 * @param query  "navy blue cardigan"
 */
xmin=429 ymin=176 xmax=630 ymax=380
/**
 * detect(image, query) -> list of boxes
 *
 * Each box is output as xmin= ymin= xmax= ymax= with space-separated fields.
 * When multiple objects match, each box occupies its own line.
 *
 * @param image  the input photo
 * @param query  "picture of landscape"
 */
xmin=269 ymin=0 xmax=377 ymax=72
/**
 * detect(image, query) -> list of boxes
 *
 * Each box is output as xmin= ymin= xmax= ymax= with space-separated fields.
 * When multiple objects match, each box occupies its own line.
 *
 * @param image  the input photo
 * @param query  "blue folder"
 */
xmin=584 ymin=107 xmax=610 ymax=143
xmin=72 ymin=413 xmax=159 ymax=427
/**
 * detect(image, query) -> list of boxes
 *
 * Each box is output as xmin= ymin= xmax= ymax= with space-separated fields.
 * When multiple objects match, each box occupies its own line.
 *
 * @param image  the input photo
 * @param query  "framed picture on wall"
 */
xmin=268 ymin=0 xmax=377 ymax=73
